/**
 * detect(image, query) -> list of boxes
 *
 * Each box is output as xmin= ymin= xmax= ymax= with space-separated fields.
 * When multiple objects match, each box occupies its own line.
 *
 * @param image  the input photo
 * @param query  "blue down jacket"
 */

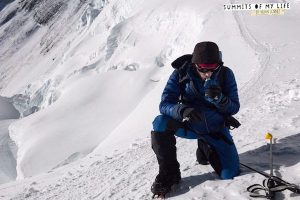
xmin=152 ymin=55 xmax=240 ymax=179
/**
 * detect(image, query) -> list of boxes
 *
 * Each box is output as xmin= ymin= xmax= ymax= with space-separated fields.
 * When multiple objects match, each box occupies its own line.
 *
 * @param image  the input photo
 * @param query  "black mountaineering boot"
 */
xmin=151 ymin=170 xmax=181 ymax=198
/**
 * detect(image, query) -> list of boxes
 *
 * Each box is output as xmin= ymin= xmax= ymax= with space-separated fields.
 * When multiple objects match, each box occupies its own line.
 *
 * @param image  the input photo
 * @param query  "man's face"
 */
xmin=197 ymin=70 xmax=213 ymax=80
xmin=194 ymin=63 xmax=219 ymax=80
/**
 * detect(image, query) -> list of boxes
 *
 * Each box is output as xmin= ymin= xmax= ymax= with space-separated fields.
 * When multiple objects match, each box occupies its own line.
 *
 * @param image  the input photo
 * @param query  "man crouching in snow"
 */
xmin=151 ymin=41 xmax=240 ymax=196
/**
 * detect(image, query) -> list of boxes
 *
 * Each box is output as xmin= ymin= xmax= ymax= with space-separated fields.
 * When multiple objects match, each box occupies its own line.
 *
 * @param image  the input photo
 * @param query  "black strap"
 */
xmin=241 ymin=163 xmax=300 ymax=199
xmin=247 ymin=176 xmax=300 ymax=199
xmin=217 ymin=65 xmax=227 ymax=92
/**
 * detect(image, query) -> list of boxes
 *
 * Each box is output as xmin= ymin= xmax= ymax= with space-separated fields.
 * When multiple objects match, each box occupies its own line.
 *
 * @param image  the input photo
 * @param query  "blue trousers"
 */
xmin=152 ymin=115 xmax=240 ymax=179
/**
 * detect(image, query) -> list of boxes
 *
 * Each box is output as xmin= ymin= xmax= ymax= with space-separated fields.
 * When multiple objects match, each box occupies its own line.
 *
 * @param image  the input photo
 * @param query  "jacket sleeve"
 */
xmin=215 ymin=68 xmax=240 ymax=115
xmin=159 ymin=70 xmax=188 ymax=121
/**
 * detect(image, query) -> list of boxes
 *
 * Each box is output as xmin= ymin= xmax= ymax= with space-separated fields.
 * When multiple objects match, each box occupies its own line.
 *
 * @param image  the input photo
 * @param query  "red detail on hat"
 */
xmin=195 ymin=63 xmax=218 ymax=69
xmin=198 ymin=63 xmax=218 ymax=68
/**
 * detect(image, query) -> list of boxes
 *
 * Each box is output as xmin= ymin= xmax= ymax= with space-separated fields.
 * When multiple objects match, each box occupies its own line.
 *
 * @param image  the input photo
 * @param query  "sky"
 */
xmin=0 ymin=0 xmax=300 ymax=199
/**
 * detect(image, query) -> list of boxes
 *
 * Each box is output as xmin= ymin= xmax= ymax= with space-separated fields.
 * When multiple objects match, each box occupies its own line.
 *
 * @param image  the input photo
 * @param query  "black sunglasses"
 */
xmin=195 ymin=64 xmax=219 ymax=73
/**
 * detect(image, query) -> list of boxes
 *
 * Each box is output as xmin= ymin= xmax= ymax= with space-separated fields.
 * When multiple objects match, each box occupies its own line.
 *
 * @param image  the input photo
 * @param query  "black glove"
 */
xmin=205 ymin=85 xmax=229 ymax=106
xmin=205 ymin=85 xmax=222 ymax=100
xmin=182 ymin=107 xmax=203 ymax=122
xmin=204 ymin=79 xmax=223 ymax=104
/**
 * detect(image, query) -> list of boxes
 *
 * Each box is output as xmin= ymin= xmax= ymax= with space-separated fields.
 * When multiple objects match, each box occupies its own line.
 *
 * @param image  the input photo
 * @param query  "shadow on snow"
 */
xmin=167 ymin=133 xmax=300 ymax=198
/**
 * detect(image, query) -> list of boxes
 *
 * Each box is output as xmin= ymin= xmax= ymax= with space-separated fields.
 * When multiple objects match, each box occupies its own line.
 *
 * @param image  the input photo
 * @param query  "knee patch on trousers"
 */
xmin=152 ymin=115 xmax=184 ymax=133
xmin=152 ymin=115 xmax=171 ymax=132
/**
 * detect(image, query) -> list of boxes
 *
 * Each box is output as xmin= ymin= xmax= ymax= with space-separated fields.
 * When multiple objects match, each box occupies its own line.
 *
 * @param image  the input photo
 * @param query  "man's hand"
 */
xmin=182 ymin=107 xmax=203 ymax=122
xmin=204 ymin=79 xmax=223 ymax=104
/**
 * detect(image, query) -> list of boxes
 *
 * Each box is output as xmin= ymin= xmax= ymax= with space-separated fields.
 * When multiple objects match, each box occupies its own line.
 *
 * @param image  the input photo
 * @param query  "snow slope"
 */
xmin=4 ymin=0 xmax=260 ymax=180
xmin=0 ymin=0 xmax=300 ymax=199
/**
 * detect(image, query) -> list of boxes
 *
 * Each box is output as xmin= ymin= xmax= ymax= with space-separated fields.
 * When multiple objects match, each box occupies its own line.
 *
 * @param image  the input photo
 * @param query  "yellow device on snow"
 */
xmin=265 ymin=132 xmax=273 ymax=140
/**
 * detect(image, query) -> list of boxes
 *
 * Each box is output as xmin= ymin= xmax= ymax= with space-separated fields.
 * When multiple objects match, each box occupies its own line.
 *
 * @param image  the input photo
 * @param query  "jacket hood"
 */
xmin=171 ymin=54 xmax=192 ymax=69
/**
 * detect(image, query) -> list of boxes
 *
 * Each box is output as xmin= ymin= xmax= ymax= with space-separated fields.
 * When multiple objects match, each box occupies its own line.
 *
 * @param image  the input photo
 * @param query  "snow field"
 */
xmin=0 ymin=0 xmax=300 ymax=199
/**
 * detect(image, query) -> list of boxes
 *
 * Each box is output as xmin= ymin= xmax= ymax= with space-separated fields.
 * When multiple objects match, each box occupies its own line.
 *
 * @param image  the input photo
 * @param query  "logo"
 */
xmin=224 ymin=3 xmax=291 ymax=16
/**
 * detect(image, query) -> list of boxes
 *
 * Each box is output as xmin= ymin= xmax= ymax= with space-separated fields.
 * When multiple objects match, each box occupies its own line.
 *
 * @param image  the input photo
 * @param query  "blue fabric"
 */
xmin=152 ymin=114 xmax=240 ymax=179
xmin=204 ymin=78 xmax=219 ymax=89
xmin=152 ymin=115 xmax=171 ymax=132
xmin=155 ymin=64 xmax=240 ymax=179
xmin=201 ymin=130 xmax=240 ymax=179
xmin=152 ymin=115 xmax=199 ymax=139
xmin=159 ymin=66 xmax=240 ymax=132
xmin=174 ymin=128 xmax=199 ymax=139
